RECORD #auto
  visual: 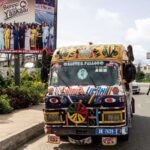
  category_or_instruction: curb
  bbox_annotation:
[0,122,44,150]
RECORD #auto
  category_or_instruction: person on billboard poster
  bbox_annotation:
[4,24,11,49]
[31,24,37,49]
[48,23,54,50]
[0,24,4,50]
[25,24,31,50]
[19,24,25,50]
[42,22,49,49]
[10,25,14,50]
[13,25,19,50]
[36,24,43,50]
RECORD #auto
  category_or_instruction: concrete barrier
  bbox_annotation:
[0,122,44,150]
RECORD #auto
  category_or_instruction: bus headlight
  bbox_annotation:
[102,111,124,123]
[44,112,64,124]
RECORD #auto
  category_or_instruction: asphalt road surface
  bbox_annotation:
[18,85,150,150]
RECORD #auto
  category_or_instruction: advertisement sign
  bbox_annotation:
[35,0,55,51]
[0,0,56,54]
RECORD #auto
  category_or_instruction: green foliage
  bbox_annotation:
[20,69,40,82]
[139,74,150,82]
[6,87,31,109]
[0,94,13,114]
[0,69,47,113]
[136,71,145,82]
[20,70,46,104]
[0,73,14,88]
[0,74,5,88]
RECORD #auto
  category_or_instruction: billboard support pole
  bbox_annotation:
[14,54,20,86]
[54,0,58,50]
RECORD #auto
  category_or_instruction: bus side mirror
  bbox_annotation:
[124,64,136,83]
[127,45,134,62]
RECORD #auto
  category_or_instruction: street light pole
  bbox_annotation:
[54,0,58,50]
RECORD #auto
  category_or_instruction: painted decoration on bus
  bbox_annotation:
[52,44,128,62]
[0,0,56,54]
[48,85,123,96]
[46,85,125,109]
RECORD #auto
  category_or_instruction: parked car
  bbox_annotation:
[132,81,140,94]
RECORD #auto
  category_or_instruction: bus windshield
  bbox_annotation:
[50,61,119,86]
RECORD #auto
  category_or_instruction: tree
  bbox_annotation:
[136,71,145,81]
[136,63,145,81]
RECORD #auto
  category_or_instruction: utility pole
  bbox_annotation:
[14,54,20,86]
[54,0,58,50]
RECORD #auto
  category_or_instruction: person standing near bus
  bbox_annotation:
[0,24,4,50]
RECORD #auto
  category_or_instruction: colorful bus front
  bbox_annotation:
[43,44,134,146]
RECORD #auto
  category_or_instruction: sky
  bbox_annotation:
[57,0,150,64]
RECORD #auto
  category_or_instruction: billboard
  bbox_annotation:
[0,0,56,54]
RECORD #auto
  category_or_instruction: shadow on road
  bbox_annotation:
[53,115,150,150]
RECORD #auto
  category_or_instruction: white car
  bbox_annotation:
[132,81,140,94]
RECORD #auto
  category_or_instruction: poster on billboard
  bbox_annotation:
[0,0,56,54]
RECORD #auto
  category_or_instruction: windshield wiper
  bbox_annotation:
[89,75,96,87]
[57,72,70,89]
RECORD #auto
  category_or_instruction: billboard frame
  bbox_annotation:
[0,0,57,55]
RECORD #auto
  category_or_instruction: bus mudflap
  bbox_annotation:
[102,137,117,146]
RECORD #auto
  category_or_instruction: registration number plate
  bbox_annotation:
[47,134,60,144]
[102,137,117,146]
[96,128,121,135]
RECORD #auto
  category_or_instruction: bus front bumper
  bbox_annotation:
[44,126,128,136]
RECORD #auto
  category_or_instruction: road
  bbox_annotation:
[18,85,150,150]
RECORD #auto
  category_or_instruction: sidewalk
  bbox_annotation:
[0,103,44,150]
[138,82,150,86]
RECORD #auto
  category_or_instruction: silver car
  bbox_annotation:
[132,81,140,94]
